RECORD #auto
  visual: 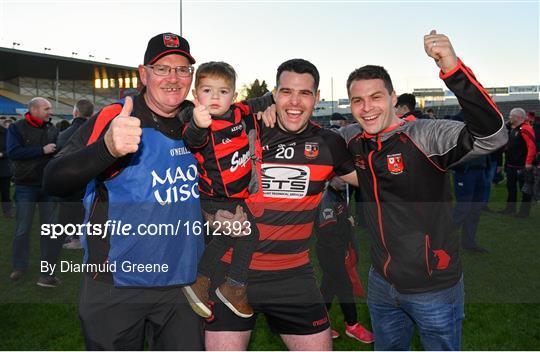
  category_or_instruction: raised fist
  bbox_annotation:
[424,30,458,74]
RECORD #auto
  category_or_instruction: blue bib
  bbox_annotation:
[82,128,204,287]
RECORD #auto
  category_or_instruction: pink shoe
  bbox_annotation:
[345,322,374,344]
[331,329,340,339]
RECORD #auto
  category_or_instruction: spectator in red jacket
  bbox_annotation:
[499,107,536,217]
[528,111,540,150]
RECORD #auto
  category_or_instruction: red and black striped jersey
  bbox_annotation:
[182,96,273,201]
[222,122,355,270]
[183,103,256,199]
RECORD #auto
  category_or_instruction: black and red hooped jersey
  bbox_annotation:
[184,103,257,199]
[222,122,355,270]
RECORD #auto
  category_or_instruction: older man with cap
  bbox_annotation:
[44,33,205,350]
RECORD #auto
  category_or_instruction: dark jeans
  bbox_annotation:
[0,176,12,214]
[316,239,357,325]
[482,159,498,203]
[453,169,485,248]
[12,185,61,276]
[367,268,464,351]
[198,200,259,285]
[505,167,532,215]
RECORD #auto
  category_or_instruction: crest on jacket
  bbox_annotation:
[387,153,404,174]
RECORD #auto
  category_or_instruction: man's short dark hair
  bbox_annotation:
[75,99,94,117]
[346,65,394,95]
[396,93,416,112]
[276,59,319,91]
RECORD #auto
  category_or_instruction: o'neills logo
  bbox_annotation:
[322,207,334,221]
[387,153,404,175]
[312,317,328,327]
[355,155,366,170]
[163,34,180,48]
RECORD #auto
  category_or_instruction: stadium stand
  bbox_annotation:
[314,99,539,127]
[0,95,26,115]
[0,46,138,122]
[2,46,537,126]
[431,100,539,120]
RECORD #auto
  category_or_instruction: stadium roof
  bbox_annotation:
[0,47,137,81]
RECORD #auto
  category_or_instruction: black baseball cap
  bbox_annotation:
[144,33,195,65]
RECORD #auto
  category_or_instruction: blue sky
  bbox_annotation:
[0,0,538,100]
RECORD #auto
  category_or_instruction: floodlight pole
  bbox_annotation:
[179,0,182,36]
[55,65,59,110]
[331,77,334,115]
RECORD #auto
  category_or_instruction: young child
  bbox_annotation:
[181,61,272,319]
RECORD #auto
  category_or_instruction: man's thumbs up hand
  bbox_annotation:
[104,96,143,158]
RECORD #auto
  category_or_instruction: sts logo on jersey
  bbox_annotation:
[387,153,404,175]
[261,164,310,198]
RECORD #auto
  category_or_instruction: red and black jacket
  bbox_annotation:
[505,122,536,168]
[343,59,507,294]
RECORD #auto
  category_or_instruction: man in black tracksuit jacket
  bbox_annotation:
[7,97,60,286]
[341,31,507,350]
